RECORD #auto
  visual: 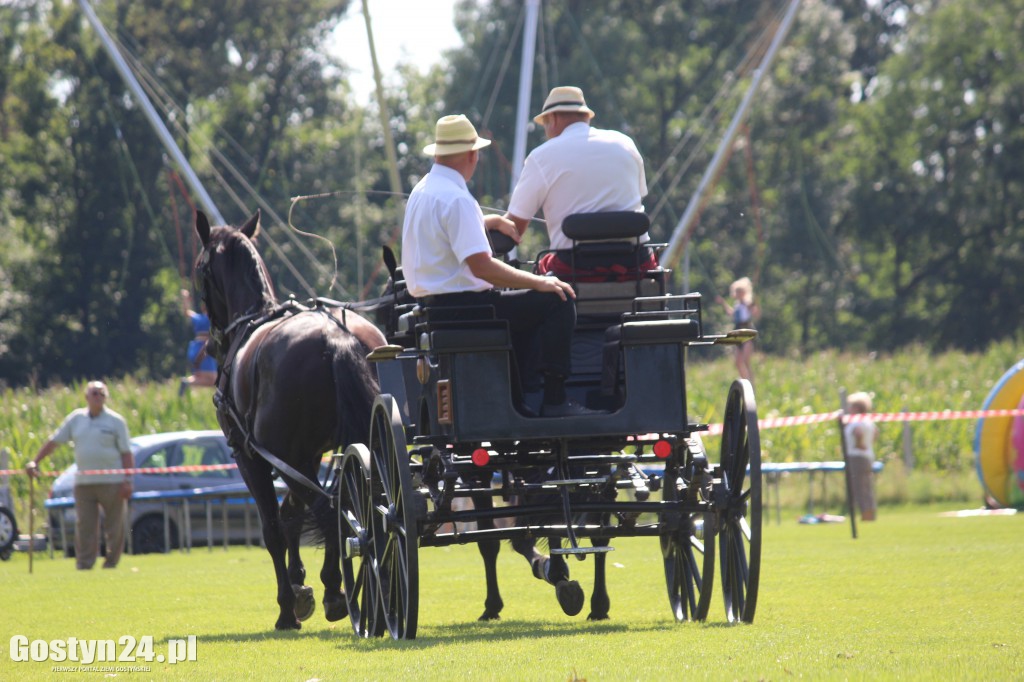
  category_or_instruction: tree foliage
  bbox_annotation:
[1,0,1022,388]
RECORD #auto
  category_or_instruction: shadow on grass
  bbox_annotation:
[193,616,738,650]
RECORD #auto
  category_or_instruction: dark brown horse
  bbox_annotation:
[194,209,385,630]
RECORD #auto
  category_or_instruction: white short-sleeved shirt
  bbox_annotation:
[51,407,132,484]
[508,122,649,250]
[401,164,493,298]
[844,421,878,460]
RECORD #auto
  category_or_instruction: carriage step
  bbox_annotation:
[550,546,615,556]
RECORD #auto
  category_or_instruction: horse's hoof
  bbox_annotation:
[555,580,585,617]
[275,618,302,631]
[478,610,502,621]
[292,584,315,622]
[323,596,348,622]
[587,611,610,621]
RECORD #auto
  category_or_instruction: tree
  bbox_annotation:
[840,0,1024,349]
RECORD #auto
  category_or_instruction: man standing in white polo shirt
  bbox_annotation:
[26,381,132,569]
[504,86,655,275]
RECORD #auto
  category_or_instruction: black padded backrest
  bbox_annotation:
[562,212,650,242]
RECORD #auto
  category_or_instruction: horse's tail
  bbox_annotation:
[326,325,378,451]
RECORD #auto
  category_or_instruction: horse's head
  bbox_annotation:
[373,245,415,338]
[194,209,276,362]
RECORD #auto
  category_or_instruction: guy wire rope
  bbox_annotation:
[112,31,346,299]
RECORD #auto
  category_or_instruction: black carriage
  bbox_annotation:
[333,212,762,639]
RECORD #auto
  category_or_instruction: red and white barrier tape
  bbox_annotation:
[844,408,1024,424]
[4,408,1024,475]
[691,407,1024,436]
[77,463,239,476]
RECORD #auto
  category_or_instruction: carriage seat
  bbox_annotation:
[424,324,511,352]
[616,318,701,345]
[551,211,656,281]
[539,212,666,318]
[600,318,701,396]
[412,304,513,353]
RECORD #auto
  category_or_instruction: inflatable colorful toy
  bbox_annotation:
[974,359,1024,508]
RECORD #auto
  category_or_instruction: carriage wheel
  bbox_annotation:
[661,437,716,622]
[337,444,384,638]
[718,379,762,623]
[369,394,420,640]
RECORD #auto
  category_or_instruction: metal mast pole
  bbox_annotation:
[362,0,404,203]
[661,0,802,271]
[78,0,225,225]
[510,0,541,192]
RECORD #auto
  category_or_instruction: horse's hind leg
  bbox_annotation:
[545,538,585,617]
[312,494,346,622]
[280,493,314,622]
[587,536,610,620]
[470,486,504,620]
[240,459,301,630]
[510,534,585,617]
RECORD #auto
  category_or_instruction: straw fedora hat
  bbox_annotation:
[423,114,492,156]
[533,86,596,124]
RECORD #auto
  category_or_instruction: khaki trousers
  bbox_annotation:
[846,456,877,518]
[73,483,126,569]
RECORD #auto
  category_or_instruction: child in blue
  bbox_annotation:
[180,289,218,394]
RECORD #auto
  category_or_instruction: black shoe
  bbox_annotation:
[540,400,605,418]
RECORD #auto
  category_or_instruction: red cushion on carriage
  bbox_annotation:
[537,247,659,283]
[539,211,659,283]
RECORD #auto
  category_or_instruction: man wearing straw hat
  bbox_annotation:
[402,114,599,417]
[503,86,654,275]
[26,381,132,569]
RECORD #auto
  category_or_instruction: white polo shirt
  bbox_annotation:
[508,122,649,250]
[51,407,131,484]
[401,164,493,298]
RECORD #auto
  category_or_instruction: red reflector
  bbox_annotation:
[471,448,490,466]
[653,440,673,459]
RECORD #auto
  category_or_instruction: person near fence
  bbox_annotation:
[179,289,218,396]
[501,85,655,277]
[25,381,133,568]
[844,391,879,522]
[716,276,760,383]
[402,114,599,417]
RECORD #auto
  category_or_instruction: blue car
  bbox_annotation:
[46,430,293,555]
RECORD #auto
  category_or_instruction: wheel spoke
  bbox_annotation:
[739,516,752,542]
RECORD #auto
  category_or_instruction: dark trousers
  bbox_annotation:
[423,289,576,387]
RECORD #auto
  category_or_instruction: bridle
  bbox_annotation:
[194,242,266,365]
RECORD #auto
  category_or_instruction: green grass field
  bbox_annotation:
[2,504,1021,681]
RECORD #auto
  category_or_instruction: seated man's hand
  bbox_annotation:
[484,214,521,243]
[534,275,576,301]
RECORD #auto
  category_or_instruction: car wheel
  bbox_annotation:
[0,506,17,554]
[132,515,178,554]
